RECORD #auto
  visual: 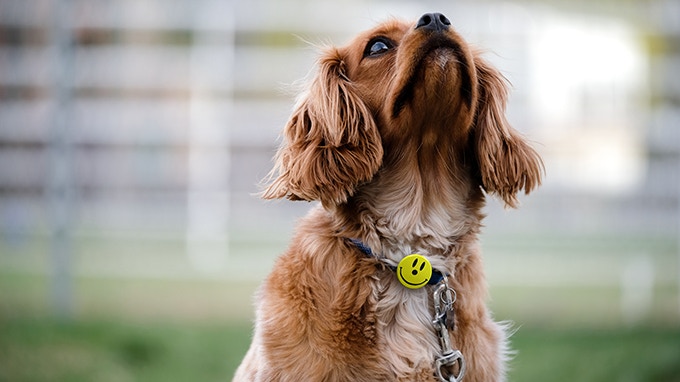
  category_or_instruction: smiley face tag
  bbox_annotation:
[396,254,432,289]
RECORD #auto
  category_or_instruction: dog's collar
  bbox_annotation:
[349,238,464,379]
[348,238,447,287]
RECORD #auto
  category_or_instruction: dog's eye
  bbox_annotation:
[369,41,389,55]
[364,38,393,57]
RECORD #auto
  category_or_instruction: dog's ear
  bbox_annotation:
[472,55,543,208]
[262,48,383,206]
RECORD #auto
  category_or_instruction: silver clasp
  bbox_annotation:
[432,282,465,382]
[433,283,456,328]
[435,350,466,382]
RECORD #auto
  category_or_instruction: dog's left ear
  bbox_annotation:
[262,48,383,206]
[472,55,543,208]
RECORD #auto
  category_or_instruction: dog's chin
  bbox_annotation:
[382,45,475,147]
[390,44,469,121]
[425,47,458,70]
[409,49,465,114]
[418,49,460,93]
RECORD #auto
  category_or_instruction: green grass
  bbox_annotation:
[1,231,679,381]
[1,318,679,382]
[0,318,253,382]
[510,327,680,382]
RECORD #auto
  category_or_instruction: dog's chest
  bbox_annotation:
[372,278,441,374]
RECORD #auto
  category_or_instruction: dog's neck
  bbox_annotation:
[335,146,485,266]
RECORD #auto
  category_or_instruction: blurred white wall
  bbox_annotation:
[0,1,678,308]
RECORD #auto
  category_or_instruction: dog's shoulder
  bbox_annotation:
[255,206,389,379]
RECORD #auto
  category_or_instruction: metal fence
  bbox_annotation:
[0,0,678,320]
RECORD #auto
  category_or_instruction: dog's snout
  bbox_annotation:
[416,13,451,32]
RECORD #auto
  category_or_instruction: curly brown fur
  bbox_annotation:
[235,14,542,382]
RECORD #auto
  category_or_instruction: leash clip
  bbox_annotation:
[432,281,465,382]
[435,350,465,382]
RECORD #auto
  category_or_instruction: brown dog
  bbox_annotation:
[234,13,542,382]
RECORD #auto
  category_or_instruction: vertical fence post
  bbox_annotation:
[48,0,75,319]
[186,0,234,273]
[620,255,654,326]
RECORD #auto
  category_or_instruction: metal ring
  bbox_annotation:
[439,286,456,306]
[435,350,465,382]
[447,287,457,304]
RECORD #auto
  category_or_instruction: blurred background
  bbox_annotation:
[0,0,678,381]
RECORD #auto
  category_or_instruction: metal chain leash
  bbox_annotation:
[432,281,465,382]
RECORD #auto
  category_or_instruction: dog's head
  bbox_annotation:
[263,13,542,208]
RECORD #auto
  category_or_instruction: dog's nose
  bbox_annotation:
[416,13,451,32]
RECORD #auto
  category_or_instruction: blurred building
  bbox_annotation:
[0,0,678,308]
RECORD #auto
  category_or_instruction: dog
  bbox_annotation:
[234,13,542,382]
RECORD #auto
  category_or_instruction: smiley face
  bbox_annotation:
[396,254,433,289]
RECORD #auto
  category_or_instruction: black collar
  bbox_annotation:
[348,238,447,286]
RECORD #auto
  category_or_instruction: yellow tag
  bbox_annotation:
[396,254,432,289]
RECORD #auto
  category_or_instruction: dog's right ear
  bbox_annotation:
[471,55,543,208]
[262,47,383,207]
